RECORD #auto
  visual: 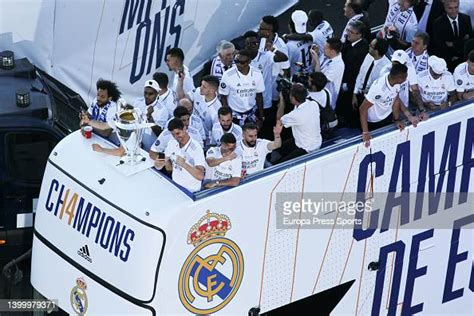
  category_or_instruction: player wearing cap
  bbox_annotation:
[132,79,169,151]
[453,50,474,101]
[287,10,313,76]
[204,133,242,189]
[236,122,282,177]
[153,72,178,118]
[210,107,243,147]
[166,48,195,99]
[80,79,121,137]
[360,63,419,147]
[219,49,265,126]
[418,56,456,109]
[210,41,236,81]
[154,118,205,193]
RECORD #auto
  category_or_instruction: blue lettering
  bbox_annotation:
[402,229,434,315]
[99,216,115,249]
[86,206,101,238]
[130,19,152,84]
[73,198,92,234]
[119,0,147,34]
[45,179,59,212]
[353,151,385,241]
[459,118,474,204]
[372,240,405,316]
[109,221,126,257]
[53,184,65,216]
[169,0,185,48]
[94,212,107,244]
[415,131,435,220]
[443,214,474,303]
[120,229,135,262]
[146,6,170,75]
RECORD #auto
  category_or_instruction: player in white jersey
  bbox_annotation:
[190,76,221,145]
[153,72,178,117]
[236,122,282,177]
[360,63,419,147]
[418,56,456,109]
[382,0,418,54]
[132,80,169,151]
[406,32,430,74]
[219,49,265,126]
[287,10,313,76]
[80,79,121,138]
[149,107,203,155]
[210,40,235,81]
[154,118,205,193]
[165,48,194,99]
[453,50,474,101]
[204,133,242,189]
[210,107,243,147]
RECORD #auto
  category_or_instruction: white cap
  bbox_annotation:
[391,50,409,65]
[144,79,160,92]
[428,55,447,75]
[291,10,308,34]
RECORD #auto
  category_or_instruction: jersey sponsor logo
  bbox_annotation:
[457,79,463,85]
[70,277,88,316]
[119,0,185,84]
[178,211,244,314]
[221,82,227,89]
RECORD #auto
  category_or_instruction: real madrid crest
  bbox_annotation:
[70,277,88,315]
[178,210,244,314]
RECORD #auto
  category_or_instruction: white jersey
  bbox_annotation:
[210,55,234,81]
[320,54,345,109]
[164,138,205,193]
[204,147,242,181]
[286,39,313,76]
[406,48,429,74]
[453,62,474,93]
[236,139,272,176]
[151,125,203,153]
[417,69,455,105]
[172,64,195,99]
[366,73,400,122]
[157,89,177,120]
[381,62,417,107]
[192,88,220,139]
[87,99,117,127]
[309,20,334,56]
[272,34,290,100]
[219,66,265,113]
[281,99,322,152]
[210,122,242,146]
[250,51,275,109]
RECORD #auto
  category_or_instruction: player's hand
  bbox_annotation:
[362,132,371,148]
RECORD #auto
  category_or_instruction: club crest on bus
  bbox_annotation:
[178,211,244,314]
[70,277,88,315]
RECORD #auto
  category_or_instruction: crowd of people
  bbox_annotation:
[80,0,474,193]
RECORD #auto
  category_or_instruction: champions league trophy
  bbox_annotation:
[114,99,154,166]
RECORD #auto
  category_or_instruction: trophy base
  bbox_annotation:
[119,153,147,166]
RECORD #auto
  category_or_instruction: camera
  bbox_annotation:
[276,75,293,93]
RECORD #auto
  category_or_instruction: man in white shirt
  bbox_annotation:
[153,72,178,117]
[204,133,241,189]
[307,72,338,136]
[149,106,203,155]
[311,38,345,110]
[237,122,282,177]
[383,0,419,54]
[210,41,235,81]
[210,107,243,147]
[286,10,313,76]
[190,75,221,144]
[133,79,168,151]
[154,118,205,193]
[80,79,121,137]
[274,84,322,163]
[219,49,265,126]
[165,48,195,99]
[360,63,419,147]
[418,56,456,109]
[177,98,206,142]
[406,32,430,74]
[453,50,474,101]
[353,38,391,108]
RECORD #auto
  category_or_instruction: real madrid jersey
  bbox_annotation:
[366,73,400,122]
[286,39,313,76]
[210,122,242,146]
[204,147,242,181]
[418,69,455,105]
[454,62,474,93]
[236,139,271,176]
[219,67,265,113]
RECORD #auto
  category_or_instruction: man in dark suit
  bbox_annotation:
[337,20,369,128]
[413,0,445,37]
[432,0,473,72]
